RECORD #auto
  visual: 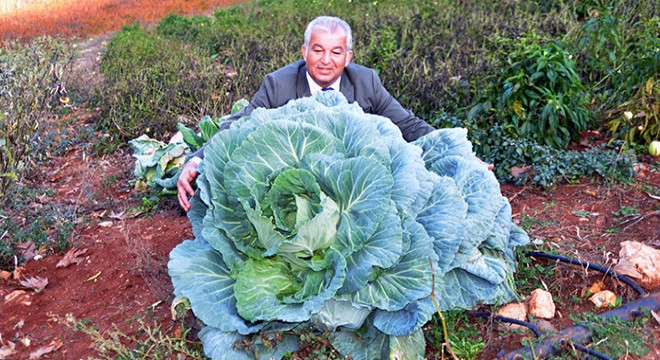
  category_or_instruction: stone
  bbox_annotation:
[496,302,527,330]
[613,241,660,290]
[527,289,556,319]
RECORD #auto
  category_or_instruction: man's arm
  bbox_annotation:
[345,65,435,142]
[368,69,435,142]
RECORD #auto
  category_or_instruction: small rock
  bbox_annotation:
[613,241,660,290]
[528,289,556,319]
[98,221,113,228]
[589,290,617,308]
[0,270,11,280]
[496,302,527,330]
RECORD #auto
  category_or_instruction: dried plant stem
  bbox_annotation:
[429,258,459,360]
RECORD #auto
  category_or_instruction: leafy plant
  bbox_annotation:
[572,9,660,148]
[128,99,249,193]
[0,36,73,197]
[568,311,649,359]
[129,132,189,193]
[58,312,206,359]
[489,31,593,149]
[168,92,529,359]
[177,99,249,152]
[425,310,485,360]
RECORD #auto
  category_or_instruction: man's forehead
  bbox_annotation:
[309,29,348,47]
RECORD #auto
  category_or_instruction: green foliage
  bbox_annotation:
[514,247,558,295]
[96,23,232,147]
[569,312,650,359]
[0,36,74,198]
[439,116,635,187]
[425,310,485,360]
[0,186,77,269]
[571,8,660,148]
[470,31,593,149]
[177,99,248,152]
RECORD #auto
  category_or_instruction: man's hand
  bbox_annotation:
[477,157,494,171]
[177,160,199,211]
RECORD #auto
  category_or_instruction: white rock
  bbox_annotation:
[528,289,556,319]
[496,302,527,330]
[613,241,660,290]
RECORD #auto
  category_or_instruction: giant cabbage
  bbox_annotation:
[168,91,529,359]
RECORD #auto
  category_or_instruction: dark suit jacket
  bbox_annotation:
[193,60,434,159]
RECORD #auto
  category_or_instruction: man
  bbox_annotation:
[177,15,435,211]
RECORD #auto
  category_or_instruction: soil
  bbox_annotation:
[1,2,660,359]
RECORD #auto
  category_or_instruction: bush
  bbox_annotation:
[468,31,593,150]
[96,23,233,147]
[0,36,74,198]
[571,6,659,148]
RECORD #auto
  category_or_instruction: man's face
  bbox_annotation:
[302,28,353,89]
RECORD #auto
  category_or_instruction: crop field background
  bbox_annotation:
[0,0,241,42]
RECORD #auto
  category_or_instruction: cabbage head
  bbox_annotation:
[168,91,529,359]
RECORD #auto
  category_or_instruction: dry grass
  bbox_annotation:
[0,0,243,42]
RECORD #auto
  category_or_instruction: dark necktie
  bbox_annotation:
[321,87,334,91]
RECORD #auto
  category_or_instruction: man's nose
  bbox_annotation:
[321,52,331,63]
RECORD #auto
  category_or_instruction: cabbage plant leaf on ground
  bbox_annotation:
[168,91,529,359]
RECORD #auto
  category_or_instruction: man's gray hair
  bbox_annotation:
[304,16,353,53]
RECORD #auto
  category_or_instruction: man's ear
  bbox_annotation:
[301,45,308,61]
[345,50,353,66]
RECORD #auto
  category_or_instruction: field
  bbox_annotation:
[1,1,659,359]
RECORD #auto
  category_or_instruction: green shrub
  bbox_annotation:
[0,36,73,197]
[438,115,635,187]
[96,23,234,147]
[470,31,593,149]
[570,7,659,148]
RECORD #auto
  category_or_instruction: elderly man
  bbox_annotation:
[177,15,435,211]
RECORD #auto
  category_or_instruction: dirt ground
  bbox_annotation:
[1,2,660,359]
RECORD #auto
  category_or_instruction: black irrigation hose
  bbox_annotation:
[466,310,615,360]
[465,310,543,337]
[571,342,613,360]
[525,251,647,296]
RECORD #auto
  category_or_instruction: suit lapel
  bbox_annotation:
[340,70,355,102]
[297,63,312,98]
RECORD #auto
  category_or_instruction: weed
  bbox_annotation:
[514,247,557,295]
[612,205,640,217]
[425,310,485,360]
[0,186,78,268]
[567,311,650,359]
[55,312,206,359]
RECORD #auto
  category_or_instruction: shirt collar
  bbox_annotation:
[306,72,341,95]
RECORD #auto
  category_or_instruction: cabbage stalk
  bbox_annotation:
[168,92,529,359]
